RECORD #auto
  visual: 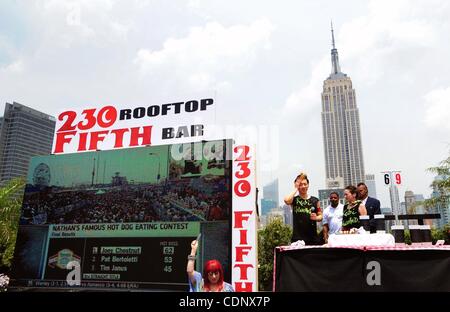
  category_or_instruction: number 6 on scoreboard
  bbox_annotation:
[384,174,390,185]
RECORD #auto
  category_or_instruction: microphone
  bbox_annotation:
[310,205,316,223]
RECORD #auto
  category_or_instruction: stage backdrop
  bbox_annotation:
[10,99,258,291]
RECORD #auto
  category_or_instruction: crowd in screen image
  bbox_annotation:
[20,177,231,225]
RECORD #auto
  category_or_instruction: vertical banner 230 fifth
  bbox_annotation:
[232,143,257,292]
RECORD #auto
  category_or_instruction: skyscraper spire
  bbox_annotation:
[331,20,336,49]
[330,20,341,75]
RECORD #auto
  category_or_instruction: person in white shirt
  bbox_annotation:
[322,192,344,243]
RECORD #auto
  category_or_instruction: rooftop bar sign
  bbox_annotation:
[52,98,215,154]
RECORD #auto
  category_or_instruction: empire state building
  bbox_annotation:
[321,24,365,188]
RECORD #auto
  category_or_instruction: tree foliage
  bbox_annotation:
[0,178,25,269]
[258,218,292,291]
[424,154,449,209]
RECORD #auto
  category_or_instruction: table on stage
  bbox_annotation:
[274,244,450,292]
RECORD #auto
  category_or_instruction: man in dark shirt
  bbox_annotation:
[357,183,381,233]
[284,173,322,245]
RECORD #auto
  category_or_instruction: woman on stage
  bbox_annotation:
[341,185,367,233]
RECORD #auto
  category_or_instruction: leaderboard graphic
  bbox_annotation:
[10,139,234,291]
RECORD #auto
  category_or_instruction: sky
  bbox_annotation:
[1,0,449,208]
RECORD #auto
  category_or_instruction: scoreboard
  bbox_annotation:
[15,222,199,290]
[10,139,233,291]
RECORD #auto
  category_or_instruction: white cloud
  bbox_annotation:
[338,0,441,85]
[424,87,450,132]
[291,163,305,170]
[109,21,132,40]
[43,0,95,38]
[6,60,24,73]
[42,0,115,12]
[36,0,133,48]
[134,18,274,91]
[1,59,24,74]
[283,57,328,116]
[187,0,202,10]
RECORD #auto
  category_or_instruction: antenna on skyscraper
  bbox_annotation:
[330,19,341,75]
[331,20,336,49]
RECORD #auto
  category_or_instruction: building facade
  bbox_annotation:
[365,174,377,199]
[261,198,277,217]
[390,185,402,216]
[431,175,449,228]
[321,24,365,189]
[282,204,293,227]
[260,178,280,218]
[318,188,345,211]
[0,102,55,184]
[263,179,279,206]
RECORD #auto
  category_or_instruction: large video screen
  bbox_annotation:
[10,139,232,291]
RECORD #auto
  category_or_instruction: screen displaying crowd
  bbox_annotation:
[20,176,230,225]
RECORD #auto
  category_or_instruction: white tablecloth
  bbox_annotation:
[328,233,395,247]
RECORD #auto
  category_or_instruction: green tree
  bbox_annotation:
[258,217,292,291]
[424,154,449,210]
[0,178,25,269]
[402,225,449,245]
[423,152,449,240]
[403,230,411,245]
